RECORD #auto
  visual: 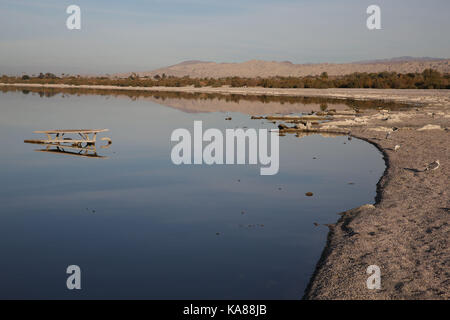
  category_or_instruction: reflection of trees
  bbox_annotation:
[36,90,58,98]
[2,86,412,110]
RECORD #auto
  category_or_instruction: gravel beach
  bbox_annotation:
[303,101,449,299]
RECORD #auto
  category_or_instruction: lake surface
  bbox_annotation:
[0,89,385,299]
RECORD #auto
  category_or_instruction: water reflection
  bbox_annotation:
[0,85,414,114]
[34,145,107,158]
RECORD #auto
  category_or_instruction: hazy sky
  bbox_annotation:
[1,0,449,75]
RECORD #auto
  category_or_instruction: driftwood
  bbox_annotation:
[265,115,330,121]
[279,127,350,135]
[278,123,349,135]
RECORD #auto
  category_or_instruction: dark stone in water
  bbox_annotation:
[305,192,314,197]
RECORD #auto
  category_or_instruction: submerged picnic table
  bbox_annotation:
[24,129,111,158]
[29,129,109,145]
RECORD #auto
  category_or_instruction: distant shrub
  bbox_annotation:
[2,69,449,89]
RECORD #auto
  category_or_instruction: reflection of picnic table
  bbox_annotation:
[24,129,111,158]
[35,145,107,158]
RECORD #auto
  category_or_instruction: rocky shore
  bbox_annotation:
[300,95,449,299]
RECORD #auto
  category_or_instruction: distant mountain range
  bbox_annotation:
[115,57,450,79]
[353,56,447,64]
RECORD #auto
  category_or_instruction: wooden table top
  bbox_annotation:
[34,129,109,134]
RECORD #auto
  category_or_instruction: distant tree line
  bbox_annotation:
[2,69,449,89]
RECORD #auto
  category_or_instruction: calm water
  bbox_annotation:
[0,90,385,299]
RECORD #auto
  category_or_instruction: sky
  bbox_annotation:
[0,0,449,75]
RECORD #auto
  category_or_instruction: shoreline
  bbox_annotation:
[300,96,449,299]
[2,83,449,299]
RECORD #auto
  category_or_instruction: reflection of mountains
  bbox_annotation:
[143,96,350,115]
[4,86,412,114]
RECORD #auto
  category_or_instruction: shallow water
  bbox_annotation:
[0,90,385,299]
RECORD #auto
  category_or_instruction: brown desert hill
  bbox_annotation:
[352,56,447,64]
[116,57,450,79]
